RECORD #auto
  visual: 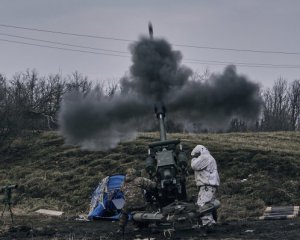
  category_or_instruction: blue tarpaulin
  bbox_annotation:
[88,174,125,220]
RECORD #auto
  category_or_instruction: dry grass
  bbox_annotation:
[0,131,300,221]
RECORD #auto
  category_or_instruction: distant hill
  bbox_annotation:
[1,131,300,221]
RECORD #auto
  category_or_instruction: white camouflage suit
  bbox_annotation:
[191,145,220,226]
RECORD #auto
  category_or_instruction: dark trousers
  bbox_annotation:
[119,206,144,229]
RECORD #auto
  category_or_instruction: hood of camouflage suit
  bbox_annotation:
[191,145,209,156]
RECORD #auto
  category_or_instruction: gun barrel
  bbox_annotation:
[158,114,167,141]
[154,103,167,141]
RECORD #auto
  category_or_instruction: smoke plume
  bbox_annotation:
[121,37,192,101]
[167,65,262,128]
[59,36,262,150]
[59,90,151,151]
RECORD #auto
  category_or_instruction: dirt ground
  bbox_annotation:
[1,214,300,240]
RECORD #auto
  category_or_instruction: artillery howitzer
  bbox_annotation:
[132,104,220,232]
[145,103,188,207]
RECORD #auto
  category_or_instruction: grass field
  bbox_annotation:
[1,131,300,221]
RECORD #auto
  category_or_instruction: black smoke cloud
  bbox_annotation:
[167,65,262,128]
[121,37,192,101]
[59,90,151,151]
[59,36,262,150]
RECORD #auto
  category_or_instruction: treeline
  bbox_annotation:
[228,78,300,132]
[0,70,117,144]
[0,70,299,145]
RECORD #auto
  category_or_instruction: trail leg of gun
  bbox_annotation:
[1,204,6,218]
[9,204,14,223]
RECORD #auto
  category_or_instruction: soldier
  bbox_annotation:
[191,145,220,227]
[119,168,156,232]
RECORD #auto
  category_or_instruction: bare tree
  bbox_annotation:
[288,79,300,130]
[261,78,290,131]
[105,79,120,97]
[189,68,210,82]
[65,71,91,94]
[228,118,247,132]
[0,74,9,142]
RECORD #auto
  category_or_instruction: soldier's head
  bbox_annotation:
[191,145,209,157]
[125,168,138,181]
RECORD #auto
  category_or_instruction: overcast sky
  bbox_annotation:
[1,0,300,88]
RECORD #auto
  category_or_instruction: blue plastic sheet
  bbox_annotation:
[88,174,125,220]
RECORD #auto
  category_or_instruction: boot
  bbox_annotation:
[203,223,215,234]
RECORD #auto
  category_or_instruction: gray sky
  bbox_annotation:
[1,0,300,88]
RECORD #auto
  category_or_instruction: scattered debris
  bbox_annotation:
[134,238,155,240]
[259,206,299,220]
[35,209,64,217]
[75,214,89,221]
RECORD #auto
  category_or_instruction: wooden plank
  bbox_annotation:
[259,206,299,220]
[264,206,297,213]
[259,215,297,220]
[264,212,297,216]
[35,209,64,216]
